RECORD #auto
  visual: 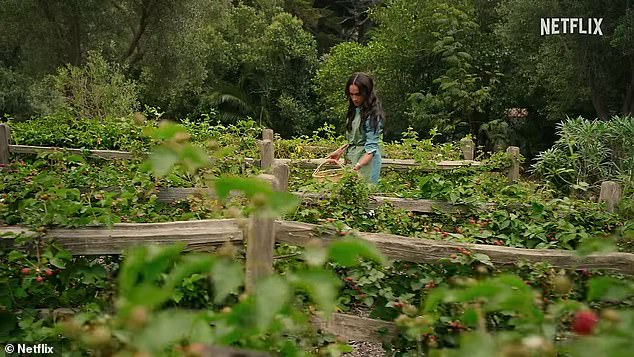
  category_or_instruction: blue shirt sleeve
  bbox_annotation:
[364,118,383,154]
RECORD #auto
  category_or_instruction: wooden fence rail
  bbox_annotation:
[3,219,633,275]
[3,218,633,342]
[0,123,487,171]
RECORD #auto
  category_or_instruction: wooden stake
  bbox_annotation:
[259,139,274,170]
[272,163,289,192]
[245,174,278,293]
[599,181,622,213]
[506,146,520,182]
[460,139,475,160]
[0,123,10,165]
[262,128,274,142]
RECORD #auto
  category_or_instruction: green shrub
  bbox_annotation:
[532,116,634,195]
[29,52,139,119]
[8,113,149,152]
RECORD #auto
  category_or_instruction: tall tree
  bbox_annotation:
[497,0,634,120]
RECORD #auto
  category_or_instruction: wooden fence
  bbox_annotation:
[0,123,627,344]
[3,216,634,342]
[0,123,489,171]
[0,123,623,212]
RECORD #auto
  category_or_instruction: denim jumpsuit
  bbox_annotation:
[345,107,383,184]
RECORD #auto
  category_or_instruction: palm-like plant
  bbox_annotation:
[532,115,634,195]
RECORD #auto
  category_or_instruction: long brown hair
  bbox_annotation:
[345,72,385,134]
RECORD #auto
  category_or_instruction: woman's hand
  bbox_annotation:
[327,144,348,161]
[327,151,341,161]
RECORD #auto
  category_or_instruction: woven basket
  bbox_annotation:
[312,160,345,183]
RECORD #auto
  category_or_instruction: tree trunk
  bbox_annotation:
[122,0,152,63]
[69,5,82,66]
[622,61,634,116]
[588,75,609,120]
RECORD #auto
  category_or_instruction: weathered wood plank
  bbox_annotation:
[3,219,633,275]
[506,146,520,182]
[156,187,218,202]
[0,219,243,255]
[312,313,398,342]
[9,144,136,160]
[275,221,634,276]
[271,158,481,171]
[273,163,290,192]
[198,346,269,357]
[460,139,475,160]
[599,181,622,213]
[8,142,480,172]
[246,215,276,293]
[245,174,278,292]
[259,139,274,170]
[262,128,274,142]
[155,188,468,213]
[0,123,10,165]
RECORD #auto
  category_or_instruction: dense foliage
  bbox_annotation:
[532,116,634,196]
[1,0,633,355]
[1,0,631,155]
[1,119,633,356]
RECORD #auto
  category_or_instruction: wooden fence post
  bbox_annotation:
[245,174,278,293]
[506,146,520,182]
[259,139,274,170]
[0,123,10,165]
[460,139,475,161]
[599,181,622,213]
[262,128,274,142]
[272,163,289,192]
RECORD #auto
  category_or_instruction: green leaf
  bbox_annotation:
[150,121,189,141]
[462,307,479,327]
[291,270,340,315]
[181,143,210,172]
[212,259,244,304]
[363,296,375,307]
[576,237,617,256]
[327,238,386,267]
[472,253,493,267]
[136,310,197,352]
[255,276,290,330]
[303,244,328,267]
[149,147,179,177]
[126,284,172,308]
[165,254,216,290]
[189,317,215,344]
[587,277,634,301]
[119,244,184,295]
[455,332,496,357]
[424,288,448,312]
[266,191,301,214]
[214,176,273,200]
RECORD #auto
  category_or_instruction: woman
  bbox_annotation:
[327,73,385,184]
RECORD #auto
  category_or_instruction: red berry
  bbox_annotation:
[21,267,30,275]
[469,219,476,224]
[36,276,44,283]
[441,232,448,237]
[572,310,599,335]
[456,228,462,234]
[345,277,354,282]
[433,227,440,232]
[45,269,54,276]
